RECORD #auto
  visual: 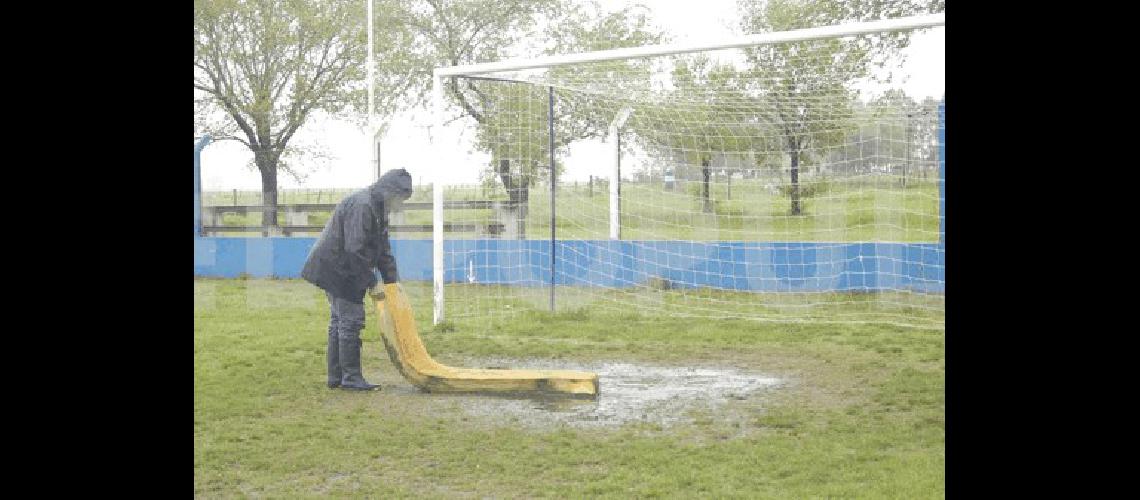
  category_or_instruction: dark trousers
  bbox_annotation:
[326,292,366,385]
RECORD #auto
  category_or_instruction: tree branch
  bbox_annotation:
[449,76,484,124]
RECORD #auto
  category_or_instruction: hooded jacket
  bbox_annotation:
[301,169,414,301]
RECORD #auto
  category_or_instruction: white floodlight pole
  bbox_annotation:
[373,122,387,180]
[609,107,632,240]
[432,74,445,325]
[367,0,377,181]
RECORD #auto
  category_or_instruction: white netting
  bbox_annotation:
[435,25,944,330]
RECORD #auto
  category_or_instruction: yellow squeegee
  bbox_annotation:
[373,283,599,398]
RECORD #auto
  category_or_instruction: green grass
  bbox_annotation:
[195,279,944,497]
[202,176,941,242]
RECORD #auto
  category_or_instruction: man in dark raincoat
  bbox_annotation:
[301,168,414,391]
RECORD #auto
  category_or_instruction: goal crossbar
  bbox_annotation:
[433,13,944,78]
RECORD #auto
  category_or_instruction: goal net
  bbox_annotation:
[429,15,944,330]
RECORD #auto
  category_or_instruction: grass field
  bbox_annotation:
[195,278,944,497]
[202,175,941,242]
[440,283,945,331]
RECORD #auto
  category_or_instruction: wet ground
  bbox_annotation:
[419,358,784,429]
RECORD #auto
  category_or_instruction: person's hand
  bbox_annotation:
[368,283,385,300]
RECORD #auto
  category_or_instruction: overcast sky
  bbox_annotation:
[198,1,945,191]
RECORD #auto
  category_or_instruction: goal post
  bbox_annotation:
[430,13,945,329]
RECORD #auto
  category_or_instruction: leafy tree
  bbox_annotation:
[630,56,774,213]
[827,90,940,186]
[736,0,944,214]
[194,0,416,232]
[397,0,663,233]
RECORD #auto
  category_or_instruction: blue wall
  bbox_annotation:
[194,238,944,293]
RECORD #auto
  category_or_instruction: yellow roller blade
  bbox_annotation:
[373,283,599,398]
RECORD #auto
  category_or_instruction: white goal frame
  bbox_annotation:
[429,13,945,325]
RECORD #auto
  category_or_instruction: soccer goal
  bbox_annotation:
[428,13,945,330]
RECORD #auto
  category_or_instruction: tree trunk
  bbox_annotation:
[903,116,911,189]
[497,159,528,239]
[790,149,801,216]
[701,157,712,213]
[518,181,529,239]
[256,150,281,236]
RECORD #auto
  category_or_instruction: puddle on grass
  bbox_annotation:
[436,358,783,429]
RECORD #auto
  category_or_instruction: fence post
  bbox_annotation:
[194,135,211,237]
[548,85,556,312]
[938,98,945,247]
[609,107,632,240]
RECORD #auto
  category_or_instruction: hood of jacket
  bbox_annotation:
[370,168,414,207]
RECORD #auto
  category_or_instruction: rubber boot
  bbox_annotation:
[327,329,342,388]
[339,338,380,391]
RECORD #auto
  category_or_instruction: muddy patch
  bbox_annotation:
[432,358,783,429]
